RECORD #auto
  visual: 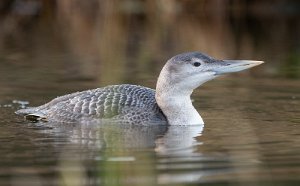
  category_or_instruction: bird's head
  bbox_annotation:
[156,52,263,95]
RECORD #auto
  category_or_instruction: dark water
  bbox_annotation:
[1,71,299,186]
[0,1,300,186]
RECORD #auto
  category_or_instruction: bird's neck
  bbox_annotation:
[155,64,204,125]
[155,88,204,126]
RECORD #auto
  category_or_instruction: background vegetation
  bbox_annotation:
[0,0,299,87]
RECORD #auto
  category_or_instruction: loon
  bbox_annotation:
[16,52,263,125]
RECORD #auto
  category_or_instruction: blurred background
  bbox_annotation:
[0,0,299,88]
[0,1,300,186]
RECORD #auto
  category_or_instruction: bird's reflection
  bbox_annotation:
[155,125,204,155]
[33,122,205,185]
[41,122,204,156]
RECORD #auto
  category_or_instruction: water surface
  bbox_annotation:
[1,71,299,186]
[0,1,300,185]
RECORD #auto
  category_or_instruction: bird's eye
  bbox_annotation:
[193,62,201,67]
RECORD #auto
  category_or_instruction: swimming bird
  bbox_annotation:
[16,52,263,125]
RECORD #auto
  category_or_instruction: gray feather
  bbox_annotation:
[16,84,167,125]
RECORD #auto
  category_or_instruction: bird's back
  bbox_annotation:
[16,84,167,125]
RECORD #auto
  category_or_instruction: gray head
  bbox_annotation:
[156,51,263,94]
[155,51,263,125]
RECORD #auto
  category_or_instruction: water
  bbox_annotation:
[0,1,300,185]
[0,71,299,186]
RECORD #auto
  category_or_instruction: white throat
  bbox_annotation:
[155,64,209,125]
[156,92,204,125]
[153,52,262,125]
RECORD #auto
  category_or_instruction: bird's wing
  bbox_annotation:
[16,84,159,123]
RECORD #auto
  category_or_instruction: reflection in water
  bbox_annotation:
[58,123,168,149]
[2,75,299,185]
[0,1,299,185]
[38,122,204,185]
[2,77,300,186]
[45,122,203,154]
[155,125,203,156]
